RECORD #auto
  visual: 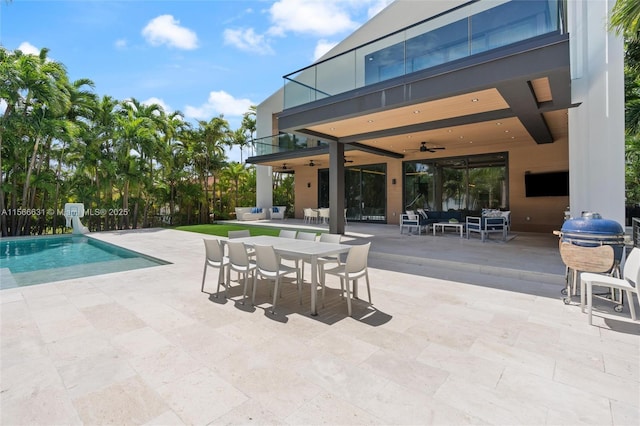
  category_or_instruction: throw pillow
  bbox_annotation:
[250,207,258,214]
[272,207,279,213]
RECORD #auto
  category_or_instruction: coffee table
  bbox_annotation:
[432,221,465,237]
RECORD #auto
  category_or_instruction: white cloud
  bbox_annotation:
[223,28,274,55]
[114,39,127,49]
[142,15,198,50]
[184,90,254,121]
[313,39,338,61]
[142,97,170,113]
[17,41,40,55]
[267,0,359,37]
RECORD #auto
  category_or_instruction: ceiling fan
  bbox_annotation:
[405,141,446,153]
[344,156,354,164]
[306,159,320,167]
[274,163,292,172]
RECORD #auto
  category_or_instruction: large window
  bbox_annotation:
[404,153,508,212]
[318,163,387,222]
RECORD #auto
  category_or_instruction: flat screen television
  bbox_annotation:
[524,171,569,197]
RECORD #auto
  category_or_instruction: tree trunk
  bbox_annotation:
[122,180,130,229]
[17,135,41,235]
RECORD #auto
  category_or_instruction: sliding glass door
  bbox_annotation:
[403,153,508,213]
[318,163,387,222]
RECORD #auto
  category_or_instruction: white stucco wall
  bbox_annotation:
[255,87,283,210]
[567,0,625,225]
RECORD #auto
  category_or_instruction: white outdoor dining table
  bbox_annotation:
[228,235,352,315]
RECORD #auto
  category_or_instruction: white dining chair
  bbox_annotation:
[278,229,297,238]
[253,244,301,313]
[228,229,254,264]
[581,247,640,325]
[303,208,318,224]
[321,242,372,317]
[296,231,317,241]
[201,239,230,297]
[228,230,250,239]
[318,208,330,224]
[226,241,257,304]
[317,233,342,304]
[292,231,318,281]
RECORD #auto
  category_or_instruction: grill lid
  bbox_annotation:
[561,212,624,236]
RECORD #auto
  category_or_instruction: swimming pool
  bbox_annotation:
[0,234,169,289]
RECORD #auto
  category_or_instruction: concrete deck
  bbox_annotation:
[1,222,638,425]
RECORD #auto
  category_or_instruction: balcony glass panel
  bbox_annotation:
[405,18,469,73]
[316,51,356,100]
[358,32,407,86]
[470,0,556,54]
[283,67,317,109]
[283,0,563,110]
[253,133,328,156]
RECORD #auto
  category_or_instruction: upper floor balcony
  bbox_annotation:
[283,0,566,110]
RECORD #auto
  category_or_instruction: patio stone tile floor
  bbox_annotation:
[1,223,638,425]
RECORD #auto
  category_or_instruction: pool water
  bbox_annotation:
[0,235,169,289]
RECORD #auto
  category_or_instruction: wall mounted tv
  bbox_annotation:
[524,171,569,197]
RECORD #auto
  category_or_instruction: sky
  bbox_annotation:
[0,0,393,162]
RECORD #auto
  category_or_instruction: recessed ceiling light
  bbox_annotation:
[447,129,453,133]
[413,110,420,114]
[471,98,479,102]
[496,122,502,125]
[367,119,374,123]
[459,136,464,139]
[504,130,510,133]
[330,127,336,130]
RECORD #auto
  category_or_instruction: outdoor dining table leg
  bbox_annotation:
[310,256,318,315]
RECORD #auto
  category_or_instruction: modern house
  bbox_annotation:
[248,0,625,235]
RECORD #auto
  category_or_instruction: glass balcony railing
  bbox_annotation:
[252,133,329,157]
[283,0,565,109]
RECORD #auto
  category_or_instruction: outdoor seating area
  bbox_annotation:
[400,209,513,241]
[202,230,371,317]
[234,207,266,221]
[466,215,508,242]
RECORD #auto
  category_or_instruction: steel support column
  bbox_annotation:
[329,141,345,234]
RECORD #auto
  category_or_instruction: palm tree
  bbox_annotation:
[5,48,71,235]
[241,105,257,157]
[611,0,640,38]
[159,111,190,225]
[191,116,230,221]
[222,162,248,209]
[230,128,250,163]
[611,0,640,207]
[51,78,97,231]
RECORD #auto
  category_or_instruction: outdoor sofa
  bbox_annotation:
[235,207,266,221]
